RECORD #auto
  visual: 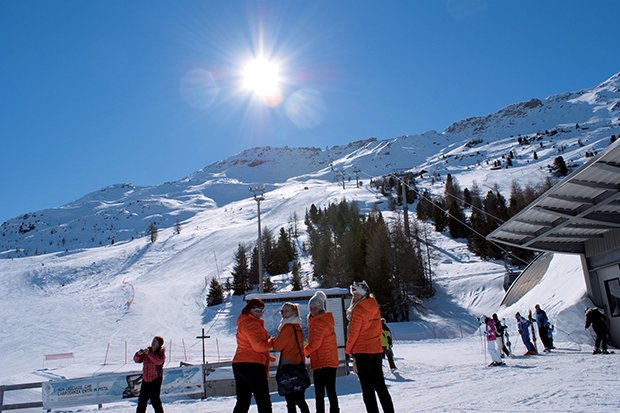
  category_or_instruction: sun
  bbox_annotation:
[242,57,282,105]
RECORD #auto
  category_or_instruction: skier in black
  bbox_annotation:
[534,304,553,352]
[492,314,510,357]
[585,307,610,354]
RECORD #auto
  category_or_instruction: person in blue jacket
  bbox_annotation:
[515,312,536,355]
[534,304,553,352]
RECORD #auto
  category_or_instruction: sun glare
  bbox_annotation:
[242,57,282,105]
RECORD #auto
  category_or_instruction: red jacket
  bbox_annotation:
[345,296,383,355]
[134,349,165,383]
[305,312,339,369]
[271,323,305,365]
[233,313,271,375]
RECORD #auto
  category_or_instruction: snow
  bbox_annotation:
[2,73,620,412]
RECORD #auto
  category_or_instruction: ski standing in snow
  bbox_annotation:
[492,313,510,357]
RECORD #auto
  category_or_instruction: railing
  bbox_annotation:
[0,360,352,411]
[0,381,44,412]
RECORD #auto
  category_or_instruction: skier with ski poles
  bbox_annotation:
[483,316,504,366]
[515,312,536,355]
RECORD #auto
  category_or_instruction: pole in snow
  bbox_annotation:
[196,328,210,399]
[250,186,266,293]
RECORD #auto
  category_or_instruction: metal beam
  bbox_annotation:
[512,218,554,228]
[569,179,620,191]
[545,233,604,240]
[592,161,620,174]
[522,190,620,248]
[582,212,620,226]
[566,222,616,230]
[528,241,585,254]
[547,193,595,205]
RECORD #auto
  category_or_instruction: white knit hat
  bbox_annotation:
[309,291,327,311]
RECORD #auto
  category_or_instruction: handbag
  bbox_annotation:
[275,324,311,396]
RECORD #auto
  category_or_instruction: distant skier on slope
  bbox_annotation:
[585,307,610,354]
[534,304,553,352]
[492,313,510,357]
[483,316,504,366]
[380,318,397,371]
[515,312,536,355]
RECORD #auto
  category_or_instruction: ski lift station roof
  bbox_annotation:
[488,141,620,256]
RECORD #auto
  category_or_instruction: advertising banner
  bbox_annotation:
[42,365,203,409]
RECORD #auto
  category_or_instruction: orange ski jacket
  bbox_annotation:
[345,296,383,355]
[305,312,339,369]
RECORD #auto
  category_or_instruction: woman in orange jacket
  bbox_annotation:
[232,298,272,413]
[305,291,340,413]
[270,302,310,413]
[346,281,394,413]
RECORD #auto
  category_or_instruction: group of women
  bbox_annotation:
[133,280,395,413]
[232,280,395,413]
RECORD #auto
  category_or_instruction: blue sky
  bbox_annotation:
[2,0,620,224]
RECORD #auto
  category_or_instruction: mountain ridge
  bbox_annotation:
[1,71,619,257]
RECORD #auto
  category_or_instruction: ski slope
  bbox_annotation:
[2,73,620,412]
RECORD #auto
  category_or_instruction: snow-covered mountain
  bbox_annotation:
[2,72,619,258]
[2,72,619,412]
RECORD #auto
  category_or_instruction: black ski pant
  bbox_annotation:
[594,328,608,351]
[538,325,552,350]
[353,353,395,413]
[284,390,310,413]
[136,377,164,413]
[313,367,339,413]
[233,362,272,413]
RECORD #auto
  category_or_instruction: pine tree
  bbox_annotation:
[444,174,463,206]
[261,227,275,275]
[447,199,468,238]
[416,190,433,220]
[148,223,158,243]
[551,156,568,177]
[232,244,249,295]
[431,197,448,232]
[249,246,259,286]
[463,188,472,208]
[291,262,303,291]
[207,278,224,306]
[365,210,393,315]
